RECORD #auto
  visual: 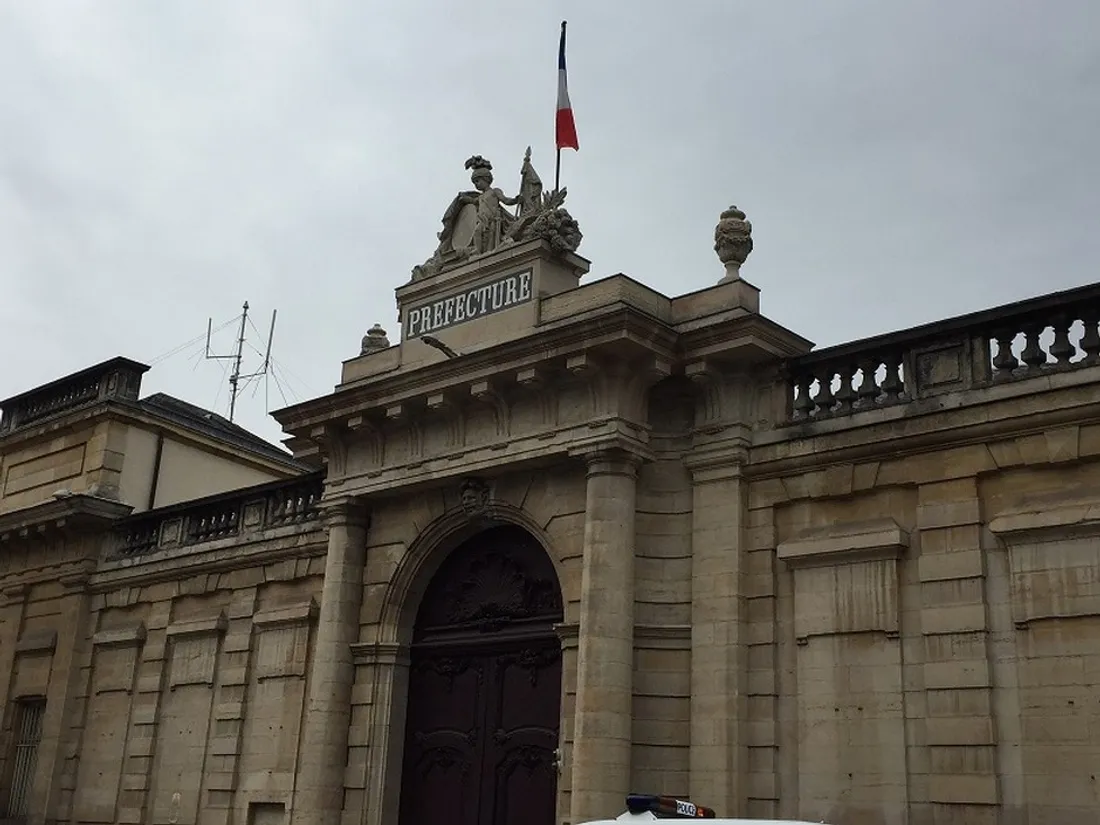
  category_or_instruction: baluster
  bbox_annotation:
[792,375,814,418]
[1080,310,1100,365]
[1020,325,1046,372]
[991,331,1020,378]
[856,359,880,406]
[1048,315,1075,365]
[814,370,835,416]
[880,353,904,401]
[834,365,856,414]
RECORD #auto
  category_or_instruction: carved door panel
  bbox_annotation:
[400,640,562,825]
[482,641,562,825]
[399,651,487,825]
[398,525,564,825]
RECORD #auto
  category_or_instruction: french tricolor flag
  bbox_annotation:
[556,21,579,151]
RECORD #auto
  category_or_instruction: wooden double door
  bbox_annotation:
[398,526,564,825]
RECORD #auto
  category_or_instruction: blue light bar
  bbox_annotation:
[625,794,716,819]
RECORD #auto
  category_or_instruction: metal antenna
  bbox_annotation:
[204,302,278,422]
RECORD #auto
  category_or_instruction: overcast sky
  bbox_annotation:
[1,1,1098,448]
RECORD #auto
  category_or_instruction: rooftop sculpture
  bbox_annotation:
[412,148,582,280]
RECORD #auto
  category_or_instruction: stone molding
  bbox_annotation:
[253,599,318,629]
[165,612,228,639]
[15,629,58,654]
[92,533,326,592]
[1,581,29,606]
[554,621,579,650]
[989,501,1100,542]
[754,367,1100,474]
[635,624,692,650]
[581,447,644,479]
[777,518,910,569]
[0,494,134,544]
[92,623,147,648]
[350,641,410,668]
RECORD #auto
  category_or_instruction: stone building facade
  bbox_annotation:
[2,177,1100,825]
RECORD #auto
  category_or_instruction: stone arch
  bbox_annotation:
[378,500,564,647]
[393,512,566,825]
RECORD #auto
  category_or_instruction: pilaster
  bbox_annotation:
[915,479,998,817]
[351,641,411,825]
[685,360,753,817]
[684,449,749,817]
[569,448,641,824]
[32,570,93,825]
[291,497,370,825]
[0,582,29,812]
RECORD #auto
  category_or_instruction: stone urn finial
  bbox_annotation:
[714,205,753,283]
[360,323,390,355]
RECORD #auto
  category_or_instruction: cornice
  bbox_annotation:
[777,518,910,569]
[91,533,327,593]
[989,502,1100,543]
[273,303,680,433]
[332,419,654,501]
[746,381,1100,480]
[0,495,133,542]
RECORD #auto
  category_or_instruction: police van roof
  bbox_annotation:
[577,795,832,825]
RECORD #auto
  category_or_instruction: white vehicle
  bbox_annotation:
[580,795,830,825]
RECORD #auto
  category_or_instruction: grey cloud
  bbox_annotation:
[1,0,1098,446]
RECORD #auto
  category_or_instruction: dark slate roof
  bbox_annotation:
[137,393,308,471]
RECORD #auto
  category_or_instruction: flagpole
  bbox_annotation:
[555,20,568,194]
[555,19,576,194]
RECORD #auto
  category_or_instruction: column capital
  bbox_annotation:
[320,496,370,529]
[683,437,750,482]
[581,447,644,479]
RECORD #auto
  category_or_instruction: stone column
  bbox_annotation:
[569,449,639,824]
[292,497,369,825]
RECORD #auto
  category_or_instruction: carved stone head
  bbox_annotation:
[459,477,491,519]
[465,155,493,189]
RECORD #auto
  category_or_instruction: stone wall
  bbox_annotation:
[741,320,1100,824]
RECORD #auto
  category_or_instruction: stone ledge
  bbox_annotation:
[92,624,147,647]
[635,624,692,650]
[16,628,57,653]
[165,612,228,638]
[777,518,909,568]
[349,641,410,667]
[90,533,326,592]
[253,599,318,628]
[989,501,1100,542]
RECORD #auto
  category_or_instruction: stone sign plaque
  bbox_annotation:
[405,269,533,340]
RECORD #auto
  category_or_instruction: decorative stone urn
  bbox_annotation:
[360,323,390,354]
[714,205,753,283]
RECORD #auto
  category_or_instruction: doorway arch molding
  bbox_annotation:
[377,500,564,647]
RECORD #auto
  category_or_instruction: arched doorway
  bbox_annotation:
[397,524,564,825]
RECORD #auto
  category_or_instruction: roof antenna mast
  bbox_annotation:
[204,301,278,422]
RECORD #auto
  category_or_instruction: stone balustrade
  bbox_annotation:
[113,470,324,557]
[787,282,1100,422]
[0,357,148,434]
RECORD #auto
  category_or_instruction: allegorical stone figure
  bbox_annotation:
[411,148,583,280]
[467,156,519,255]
